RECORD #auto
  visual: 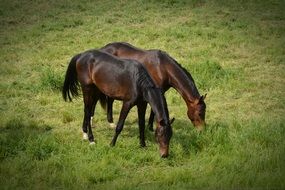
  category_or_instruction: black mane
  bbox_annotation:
[160,51,200,98]
[136,63,156,90]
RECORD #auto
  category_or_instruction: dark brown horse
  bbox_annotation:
[62,49,173,157]
[100,42,206,131]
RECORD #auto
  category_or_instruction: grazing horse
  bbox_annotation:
[99,42,206,131]
[62,49,173,157]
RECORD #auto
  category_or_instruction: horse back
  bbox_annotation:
[101,42,170,89]
[76,50,140,100]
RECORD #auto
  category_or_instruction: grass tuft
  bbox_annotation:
[40,66,64,91]
[190,60,237,90]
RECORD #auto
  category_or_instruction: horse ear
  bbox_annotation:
[200,94,207,102]
[170,117,175,124]
[159,119,174,126]
[159,119,166,126]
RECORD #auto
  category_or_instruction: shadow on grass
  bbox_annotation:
[0,118,57,161]
[170,119,232,156]
[91,116,232,158]
[109,117,230,155]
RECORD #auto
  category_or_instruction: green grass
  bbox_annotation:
[1,0,284,189]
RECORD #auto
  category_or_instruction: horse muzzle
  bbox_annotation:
[159,145,169,158]
[194,121,206,131]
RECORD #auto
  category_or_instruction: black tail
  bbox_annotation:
[62,53,82,102]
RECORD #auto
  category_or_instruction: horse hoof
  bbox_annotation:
[89,141,95,145]
[109,123,116,128]
[83,133,88,140]
[141,143,146,148]
[110,142,114,147]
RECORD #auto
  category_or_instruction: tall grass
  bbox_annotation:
[0,0,284,189]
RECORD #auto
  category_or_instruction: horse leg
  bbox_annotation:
[90,99,97,129]
[107,97,115,128]
[147,109,155,131]
[82,85,98,143]
[137,101,147,147]
[110,101,132,146]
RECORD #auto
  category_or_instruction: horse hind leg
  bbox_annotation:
[83,101,96,140]
[90,100,97,127]
[107,97,116,128]
[82,85,99,143]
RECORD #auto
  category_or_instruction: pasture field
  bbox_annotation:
[0,0,284,189]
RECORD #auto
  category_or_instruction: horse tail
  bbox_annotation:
[62,53,82,102]
[99,94,107,111]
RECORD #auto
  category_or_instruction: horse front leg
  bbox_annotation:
[147,109,155,131]
[107,97,115,128]
[137,101,147,147]
[110,101,132,146]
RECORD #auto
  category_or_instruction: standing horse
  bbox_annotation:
[62,49,173,157]
[99,42,206,131]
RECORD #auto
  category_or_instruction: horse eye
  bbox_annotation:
[199,112,205,119]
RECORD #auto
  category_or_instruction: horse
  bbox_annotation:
[62,49,173,157]
[99,42,206,131]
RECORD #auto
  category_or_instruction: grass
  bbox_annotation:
[0,0,285,189]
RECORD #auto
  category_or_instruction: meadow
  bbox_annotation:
[0,0,284,189]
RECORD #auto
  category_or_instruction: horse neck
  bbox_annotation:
[166,60,201,106]
[144,88,168,122]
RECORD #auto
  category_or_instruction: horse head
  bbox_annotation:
[155,118,175,158]
[187,94,207,131]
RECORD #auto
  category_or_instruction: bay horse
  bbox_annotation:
[99,42,206,131]
[62,49,173,157]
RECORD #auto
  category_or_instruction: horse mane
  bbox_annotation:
[159,51,201,98]
[136,63,170,122]
[136,64,156,90]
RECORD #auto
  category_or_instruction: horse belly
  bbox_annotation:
[93,71,133,101]
[100,83,132,100]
